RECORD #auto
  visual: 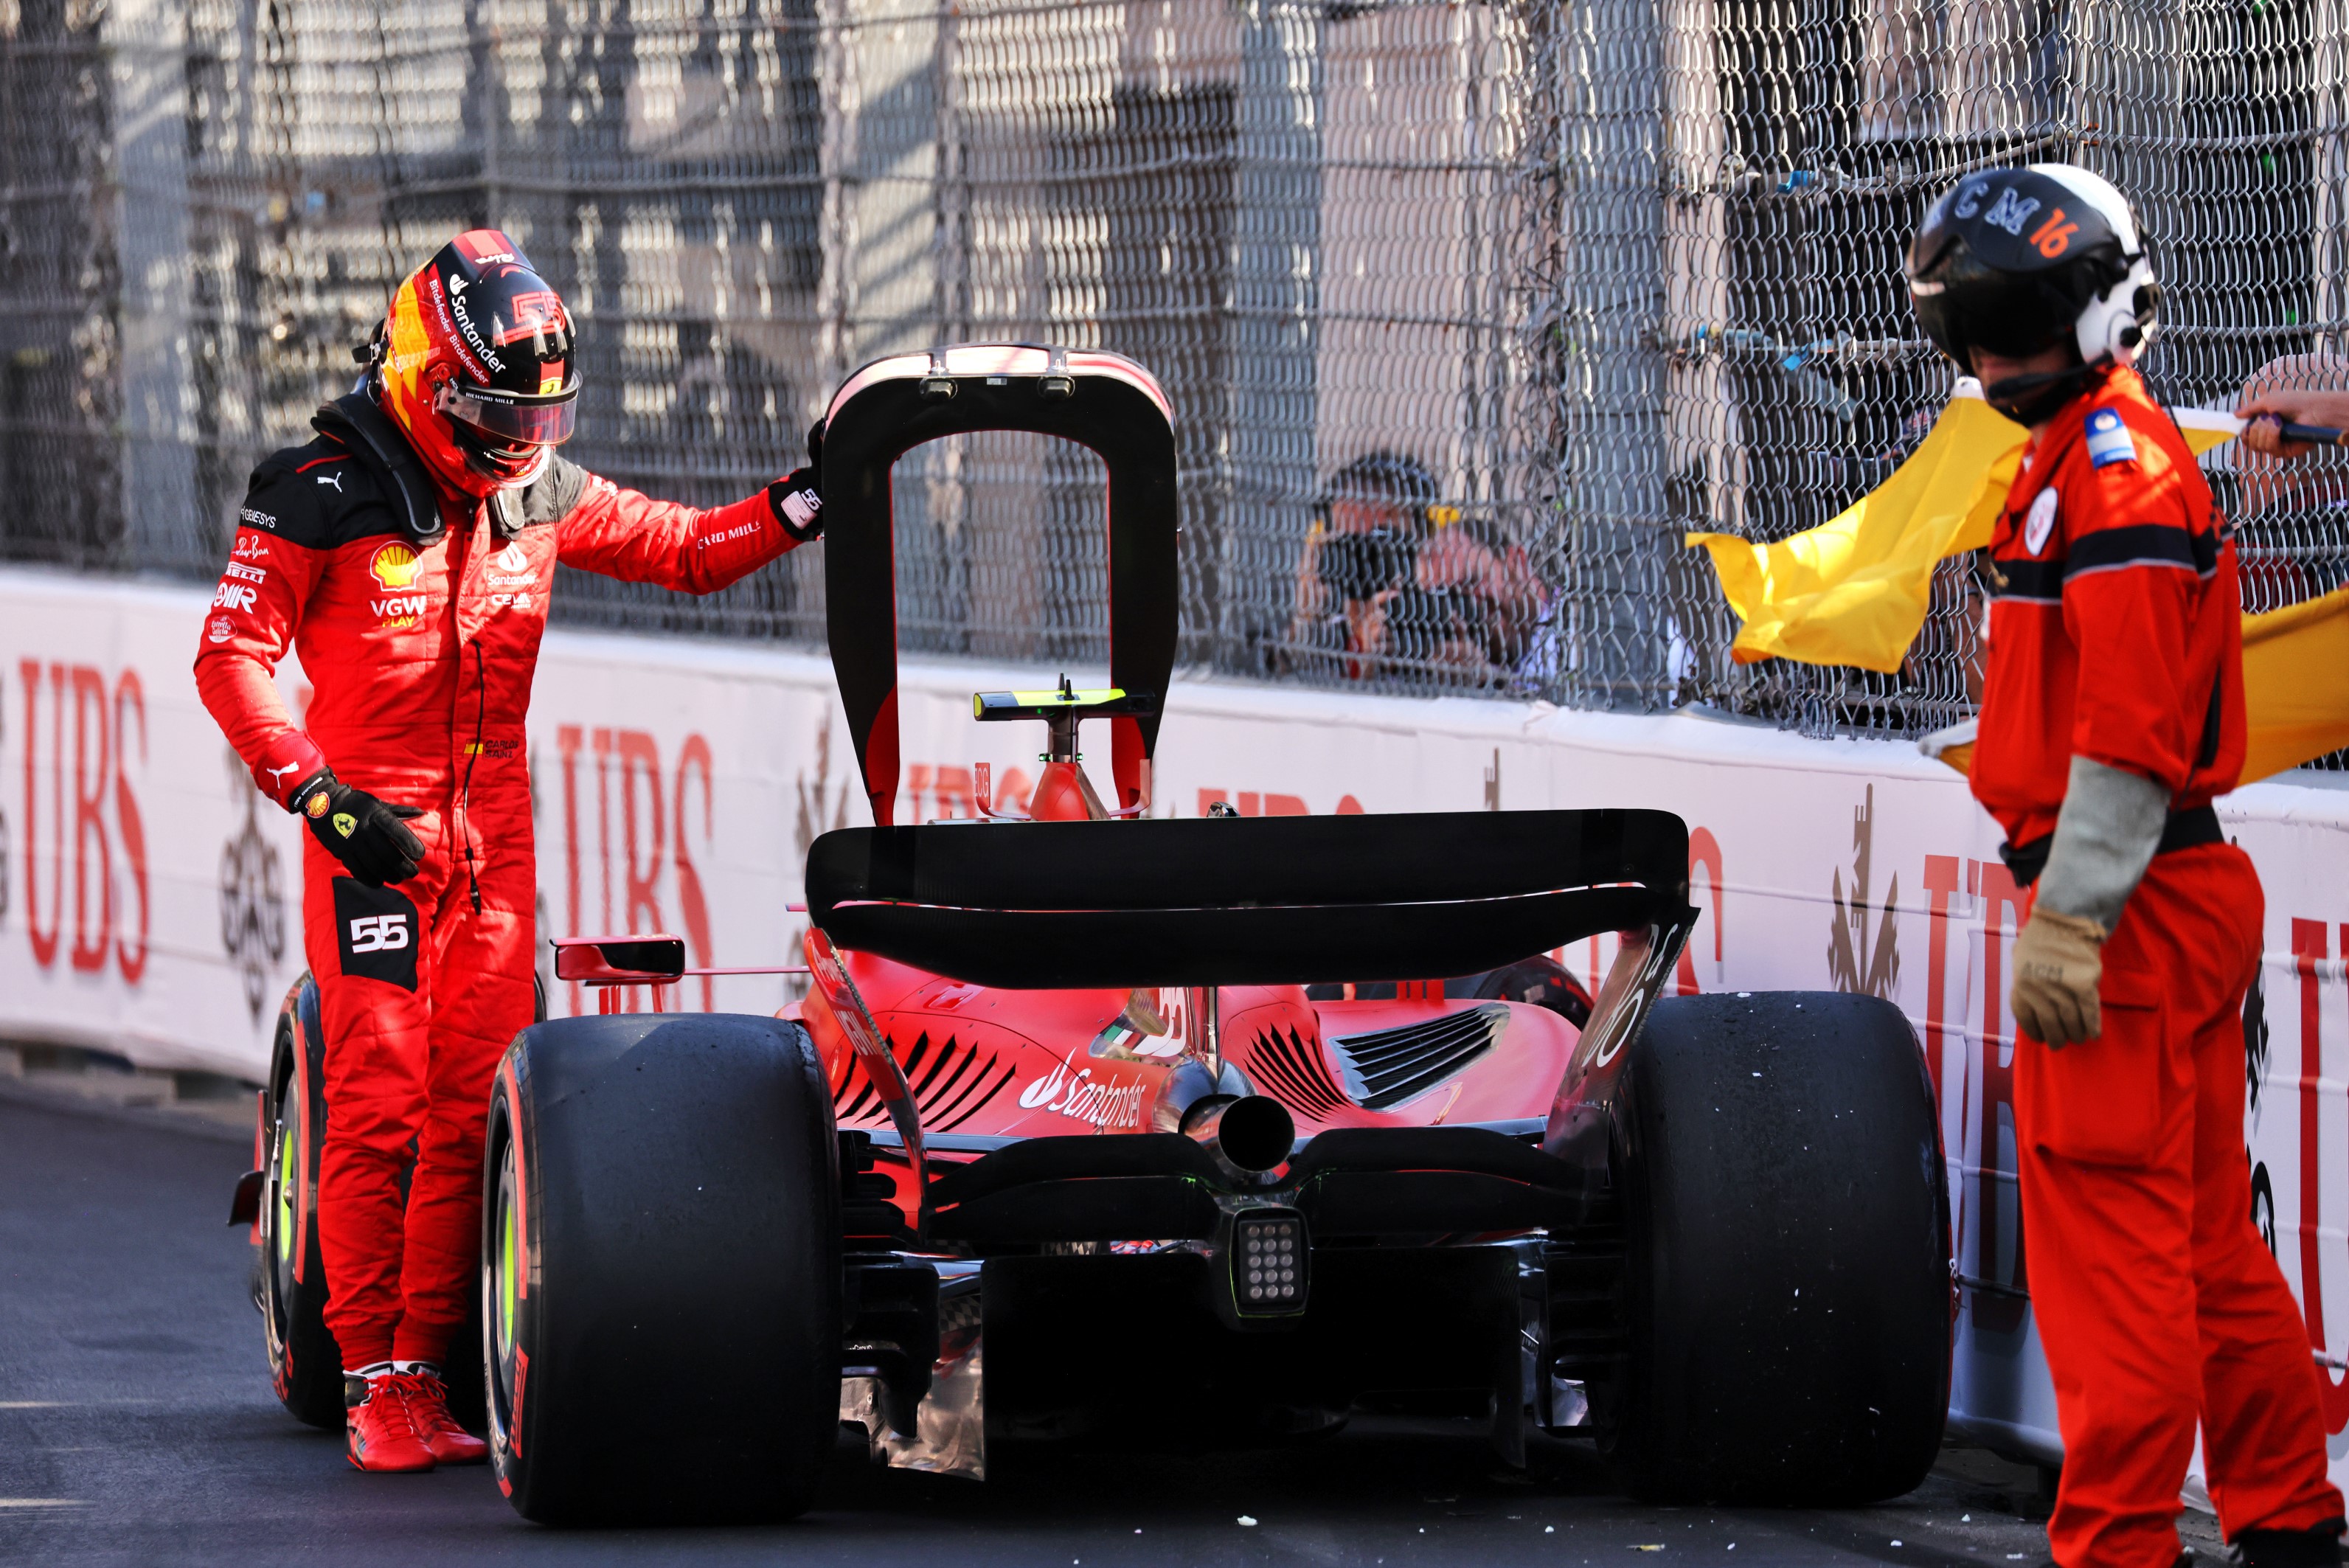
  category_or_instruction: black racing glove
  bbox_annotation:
[768,465,824,543]
[291,769,426,887]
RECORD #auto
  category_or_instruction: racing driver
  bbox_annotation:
[193,230,823,1474]
[1908,167,2342,1568]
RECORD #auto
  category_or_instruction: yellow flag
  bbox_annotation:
[2240,587,2349,783]
[1690,395,2243,675]
[1928,589,2349,785]
[1684,391,2027,673]
[1692,394,2349,783]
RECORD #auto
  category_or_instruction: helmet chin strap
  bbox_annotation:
[1982,362,2100,426]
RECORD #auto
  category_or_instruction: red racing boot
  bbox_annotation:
[344,1368,434,1473]
[395,1368,488,1465]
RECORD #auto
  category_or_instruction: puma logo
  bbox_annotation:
[264,761,305,787]
[317,471,344,491]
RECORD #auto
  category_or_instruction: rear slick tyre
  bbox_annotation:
[1603,991,1950,1504]
[257,976,344,1429]
[484,1013,842,1524]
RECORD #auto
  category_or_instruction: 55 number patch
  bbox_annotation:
[333,878,420,990]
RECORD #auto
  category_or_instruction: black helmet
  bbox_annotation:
[1318,450,1441,530]
[1906,164,2159,417]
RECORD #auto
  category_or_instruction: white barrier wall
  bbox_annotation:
[9,562,2349,1475]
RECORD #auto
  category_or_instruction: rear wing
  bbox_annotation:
[804,809,1691,989]
[819,344,1178,825]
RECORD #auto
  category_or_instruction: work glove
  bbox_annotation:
[2009,907,2106,1047]
[768,465,823,542]
[291,769,426,887]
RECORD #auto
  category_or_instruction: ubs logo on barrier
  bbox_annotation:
[218,746,286,1022]
[20,662,148,981]
[552,722,721,1015]
[1828,784,1900,999]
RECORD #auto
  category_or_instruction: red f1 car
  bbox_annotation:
[246,346,1950,1525]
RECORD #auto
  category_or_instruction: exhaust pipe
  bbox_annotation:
[1181,1094,1295,1176]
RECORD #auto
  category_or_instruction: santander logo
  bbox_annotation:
[1018,1063,1145,1130]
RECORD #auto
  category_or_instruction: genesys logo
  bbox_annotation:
[238,507,278,531]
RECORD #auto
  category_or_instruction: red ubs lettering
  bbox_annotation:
[19,661,149,982]
[555,725,718,1016]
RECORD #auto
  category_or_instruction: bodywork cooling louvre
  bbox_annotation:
[834,1033,1016,1131]
[1328,1005,1510,1111]
[1243,1026,1350,1119]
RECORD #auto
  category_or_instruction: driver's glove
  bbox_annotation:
[768,466,823,542]
[290,769,426,887]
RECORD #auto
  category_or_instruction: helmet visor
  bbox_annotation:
[435,381,578,447]
[1911,278,2073,369]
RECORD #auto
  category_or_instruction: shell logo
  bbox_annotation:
[369,541,421,590]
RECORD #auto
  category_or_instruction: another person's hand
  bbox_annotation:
[291,770,426,886]
[2235,389,2349,459]
[2234,355,2349,460]
[2009,908,2106,1047]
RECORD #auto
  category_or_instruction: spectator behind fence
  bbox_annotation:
[1291,450,1429,675]
[1289,451,1545,684]
[1412,510,1547,676]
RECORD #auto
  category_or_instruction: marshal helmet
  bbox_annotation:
[1906,164,2159,420]
[375,230,580,496]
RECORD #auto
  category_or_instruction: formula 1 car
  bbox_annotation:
[246,345,1951,1524]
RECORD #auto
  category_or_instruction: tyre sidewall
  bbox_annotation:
[1607,991,1949,1503]
[487,1012,842,1524]
[261,976,344,1429]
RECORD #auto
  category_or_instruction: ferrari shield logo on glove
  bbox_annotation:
[333,879,420,990]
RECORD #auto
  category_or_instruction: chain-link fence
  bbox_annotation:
[7,0,2348,741]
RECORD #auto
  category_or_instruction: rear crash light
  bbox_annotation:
[1232,1207,1308,1317]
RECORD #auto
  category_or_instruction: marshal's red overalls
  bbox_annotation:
[1974,364,2342,1566]
[195,413,800,1370]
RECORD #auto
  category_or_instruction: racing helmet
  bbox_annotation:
[374,230,579,495]
[1906,164,2159,417]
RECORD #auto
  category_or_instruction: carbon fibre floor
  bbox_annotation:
[0,1081,2150,1568]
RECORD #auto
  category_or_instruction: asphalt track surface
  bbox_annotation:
[0,1083,2221,1568]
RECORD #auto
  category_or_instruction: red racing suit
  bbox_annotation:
[195,399,802,1370]
[1974,364,2341,1567]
